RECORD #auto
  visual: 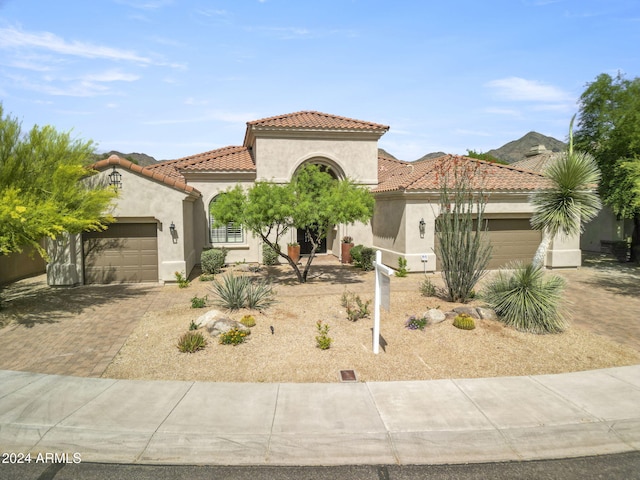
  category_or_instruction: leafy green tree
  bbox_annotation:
[530,117,602,268]
[574,73,640,261]
[465,149,507,165]
[210,164,374,283]
[0,104,116,259]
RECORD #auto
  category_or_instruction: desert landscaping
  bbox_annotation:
[103,256,640,383]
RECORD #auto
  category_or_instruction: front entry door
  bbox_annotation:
[297,226,327,255]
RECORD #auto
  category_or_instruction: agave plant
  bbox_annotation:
[482,262,566,334]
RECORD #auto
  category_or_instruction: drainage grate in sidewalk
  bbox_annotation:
[339,369,357,382]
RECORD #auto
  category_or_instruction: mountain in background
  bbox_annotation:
[486,132,566,164]
[102,132,566,169]
[409,131,566,164]
[415,151,448,162]
[95,151,159,166]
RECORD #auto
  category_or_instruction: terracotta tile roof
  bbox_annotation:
[145,146,255,182]
[511,151,562,174]
[378,153,410,183]
[90,155,200,196]
[374,154,551,193]
[247,111,390,132]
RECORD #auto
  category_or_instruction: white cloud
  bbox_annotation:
[485,77,571,102]
[0,26,152,64]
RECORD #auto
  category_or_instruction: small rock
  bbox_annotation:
[423,308,446,324]
[476,307,498,321]
[453,306,481,319]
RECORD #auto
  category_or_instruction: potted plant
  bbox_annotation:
[341,236,354,264]
[287,242,300,263]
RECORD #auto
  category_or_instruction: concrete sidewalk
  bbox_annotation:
[1,365,639,466]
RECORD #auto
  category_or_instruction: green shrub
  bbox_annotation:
[174,271,190,288]
[240,314,256,327]
[482,262,566,334]
[211,274,275,311]
[219,327,250,345]
[315,320,332,350]
[395,256,409,277]
[351,245,375,271]
[405,315,429,330]
[190,295,207,309]
[341,290,371,321]
[262,243,280,265]
[350,244,363,264]
[419,276,437,297]
[189,320,199,331]
[199,273,215,282]
[201,248,228,274]
[453,313,476,330]
[177,331,207,353]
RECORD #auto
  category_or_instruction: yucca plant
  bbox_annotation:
[211,274,251,310]
[530,116,602,268]
[482,262,566,334]
[211,273,275,311]
[245,278,276,310]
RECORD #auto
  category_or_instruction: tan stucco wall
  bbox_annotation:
[254,136,379,185]
[187,176,261,265]
[83,168,199,283]
[373,192,581,273]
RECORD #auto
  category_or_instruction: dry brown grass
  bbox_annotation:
[103,264,640,383]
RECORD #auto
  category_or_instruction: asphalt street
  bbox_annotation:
[2,452,640,480]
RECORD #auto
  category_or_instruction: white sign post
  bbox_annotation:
[373,250,393,354]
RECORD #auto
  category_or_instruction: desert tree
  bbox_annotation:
[210,164,374,283]
[0,104,116,259]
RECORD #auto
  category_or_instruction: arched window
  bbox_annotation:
[209,195,243,244]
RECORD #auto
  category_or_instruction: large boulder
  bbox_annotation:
[195,309,228,330]
[207,317,250,337]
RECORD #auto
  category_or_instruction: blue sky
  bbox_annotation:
[1,0,638,161]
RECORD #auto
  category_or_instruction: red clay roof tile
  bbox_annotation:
[374,154,551,193]
[247,110,389,132]
[90,155,200,196]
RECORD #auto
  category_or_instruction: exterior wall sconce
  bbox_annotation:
[169,221,176,234]
[108,166,122,191]
[419,218,426,238]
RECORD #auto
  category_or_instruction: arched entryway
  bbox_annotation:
[292,157,344,255]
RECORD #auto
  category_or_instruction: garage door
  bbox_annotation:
[435,218,541,270]
[83,223,158,284]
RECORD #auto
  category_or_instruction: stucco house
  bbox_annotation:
[46,111,582,286]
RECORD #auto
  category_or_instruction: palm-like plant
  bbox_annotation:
[483,118,602,334]
[530,118,602,268]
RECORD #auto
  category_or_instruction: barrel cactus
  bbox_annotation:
[453,313,476,330]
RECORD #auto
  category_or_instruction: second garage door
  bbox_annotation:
[83,223,158,284]
[435,218,541,270]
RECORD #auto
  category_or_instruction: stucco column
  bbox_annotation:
[46,233,83,286]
